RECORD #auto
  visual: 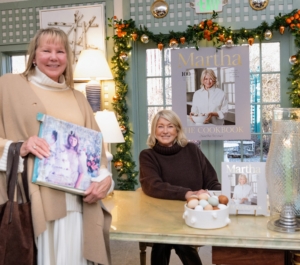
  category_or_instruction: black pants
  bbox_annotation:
[151,243,202,265]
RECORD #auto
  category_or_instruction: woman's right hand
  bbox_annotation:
[185,189,209,200]
[20,135,50,159]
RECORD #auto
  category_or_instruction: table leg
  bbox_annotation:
[139,242,147,265]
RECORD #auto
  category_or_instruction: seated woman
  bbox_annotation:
[232,174,254,205]
[139,109,221,265]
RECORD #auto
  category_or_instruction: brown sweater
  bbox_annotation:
[139,142,221,201]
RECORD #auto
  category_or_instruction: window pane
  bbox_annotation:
[262,73,280,103]
[251,104,261,133]
[249,44,260,72]
[147,78,163,105]
[165,77,172,105]
[146,49,162,77]
[12,55,26,74]
[250,74,261,103]
[261,43,280,72]
[147,106,164,133]
[164,48,171,76]
[262,104,280,133]
[262,134,272,161]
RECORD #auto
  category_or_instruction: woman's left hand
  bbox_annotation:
[204,112,218,123]
[83,176,112,204]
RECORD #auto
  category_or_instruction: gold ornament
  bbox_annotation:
[225,39,233,48]
[114,161,123,170]
[248,37,254,46]
[264,30,272,40]
[199,21,205,30]
[120,125,127,134]
[169,38,178,48]
[119,52,128,62]
[113,95,119,102]
[131,32,138,41]
[141,34,149,43]
[157,43,164,50]
[179,37,186,44]
[279,26,285,35]
[289,55,298,65]
[121,174,128,180]
[150,0,169,18]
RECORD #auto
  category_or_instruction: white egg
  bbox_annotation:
[199,199,209,208]
[194,205,204,211]
[217,203,227,210]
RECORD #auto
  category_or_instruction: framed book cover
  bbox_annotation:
[32,113,102,196]
[221,162,268,216]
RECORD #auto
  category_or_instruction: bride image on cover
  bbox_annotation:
[63,131,87,189]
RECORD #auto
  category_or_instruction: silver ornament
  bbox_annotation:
[225,39,233,48]
[169,39,178,48]
[289,55,298,65]
[264,30,273,40]
[141,34,149,43]
[119,52,128,62]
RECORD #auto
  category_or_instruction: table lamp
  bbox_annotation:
[74,49,113,112]
[95,110,125,172]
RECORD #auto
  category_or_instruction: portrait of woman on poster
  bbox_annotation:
[232,174,254,205]
[190,69,228,125]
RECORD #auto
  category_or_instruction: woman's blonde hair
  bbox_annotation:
[22,27,74,88]
[238,174,248,183]
[147,109,188,148]
[200,69,218,89]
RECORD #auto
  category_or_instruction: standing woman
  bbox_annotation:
[139,109,221,265]
[190,69,228,125]
[0,28,113,265]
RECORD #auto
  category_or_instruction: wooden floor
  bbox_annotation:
[110,240,213,265]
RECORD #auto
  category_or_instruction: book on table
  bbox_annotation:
[32,113,103,196]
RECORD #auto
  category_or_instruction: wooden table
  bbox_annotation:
[103,189,300,265]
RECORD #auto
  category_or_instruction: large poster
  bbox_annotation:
[171,46,250,140]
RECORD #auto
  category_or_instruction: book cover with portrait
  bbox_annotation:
[32,113,103,195]
[171,46,250,141]
[221,162,268,216]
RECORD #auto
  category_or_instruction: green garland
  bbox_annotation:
[108,10,300,190]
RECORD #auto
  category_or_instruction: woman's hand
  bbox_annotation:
[83,176,112,204]
[20,135,50,159]
[185,189,209,200]
[204,112,219,124]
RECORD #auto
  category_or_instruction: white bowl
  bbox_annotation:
[183,204,230,229]
[192,114,207,124]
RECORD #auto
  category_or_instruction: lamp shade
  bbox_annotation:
[74,49,113,80]
[95,111,125,143]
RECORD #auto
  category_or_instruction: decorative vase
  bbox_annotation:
[266,108,300,232]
